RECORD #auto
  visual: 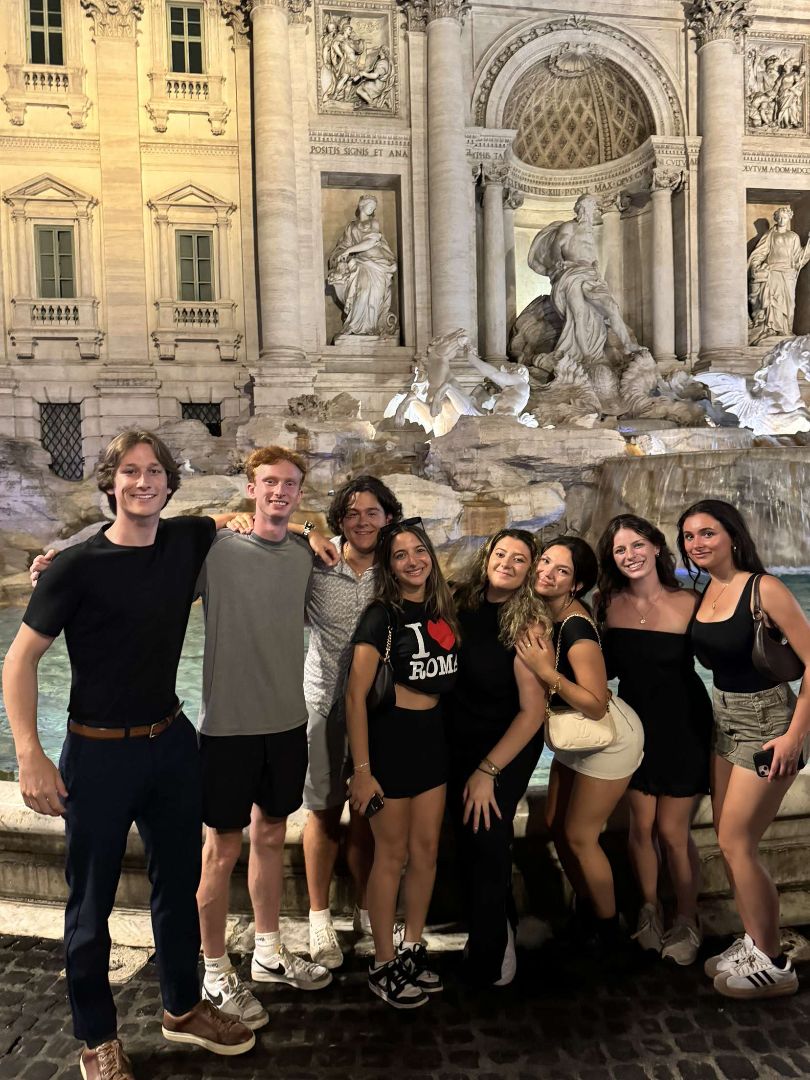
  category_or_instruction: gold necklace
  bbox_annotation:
[626,587,663,625]
[709,579,732,612]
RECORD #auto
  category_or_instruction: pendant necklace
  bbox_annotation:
[710,579,732,612]
[627,587,663,625]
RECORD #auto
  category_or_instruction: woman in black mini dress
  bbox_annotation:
[596,515,712,966]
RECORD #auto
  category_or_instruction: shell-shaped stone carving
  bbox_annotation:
[503,47,655,170]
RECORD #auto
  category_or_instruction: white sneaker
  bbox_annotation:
[309,918,343,970]
[352,906,373,936]
[251,942,333,990]
[661,916,702,966]
[703,933,754,979]
[202,968,269,1030]
[493,920,516,987]
[714,944,799,999]
[632,903,663,954]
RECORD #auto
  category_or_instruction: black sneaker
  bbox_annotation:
[397,942,443,993]
[368,957,428,1009]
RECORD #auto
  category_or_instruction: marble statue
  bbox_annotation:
[322,16,367,104]
[696,335,810,436]
[326,194,399,343]
[467,352,539,427]
[384,329,482,437]
[527,193,640,371]
[748,206,810,344]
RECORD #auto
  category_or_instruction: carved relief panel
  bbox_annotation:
[316,2,398,117]
[746,34,808,136]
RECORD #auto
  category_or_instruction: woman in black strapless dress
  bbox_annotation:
[596,515,712,967]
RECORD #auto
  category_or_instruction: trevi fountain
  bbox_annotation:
[0,0,809,928]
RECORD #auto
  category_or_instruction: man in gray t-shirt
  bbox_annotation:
[195,447,333,1031]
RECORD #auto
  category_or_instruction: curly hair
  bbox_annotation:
[677,499,766,584]
[96,430,180,514]
[326,475,403,537]
[373,523,460,640]
[594,514,681,624]
[244,446,307,485]
[454,529,552,646]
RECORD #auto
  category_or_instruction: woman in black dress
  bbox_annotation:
[446,529,549,987]
[596,515,712,965]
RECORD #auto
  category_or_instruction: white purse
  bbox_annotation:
[544,614,618,754]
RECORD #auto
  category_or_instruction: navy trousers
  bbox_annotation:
[59,714,202,1045]
[449,730,543,985]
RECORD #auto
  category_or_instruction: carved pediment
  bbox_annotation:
[147,181,236,214]
[2,173,97,208]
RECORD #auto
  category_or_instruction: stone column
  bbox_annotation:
[414,0,473,338]
[686,0,752,362]
[81,0,150,365]
[216,214,232,301]
[503,186,523,333]
[649,170,679,364]
[481,165,508,362]
[154,213,171,301]
[249,0,304,362]
[11,210,31,297]
[76,209,94,297]
[599,196,624,312]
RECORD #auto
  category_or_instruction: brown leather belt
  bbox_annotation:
[68,703,182,740]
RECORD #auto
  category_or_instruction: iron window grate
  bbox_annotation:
[181,401,221,436]
[39,402,83,480]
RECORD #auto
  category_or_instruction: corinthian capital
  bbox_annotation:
[246,0,310,24]
[685,0,753,51]
[81,0,143,38]
[651,168,683,193]
[219,0,250,44]
[397,0,468,31]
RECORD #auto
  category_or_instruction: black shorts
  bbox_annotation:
[200,724,308,829]
[368,703,446,799]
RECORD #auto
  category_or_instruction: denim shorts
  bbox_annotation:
[711,684,796,771]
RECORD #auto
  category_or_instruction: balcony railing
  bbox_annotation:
[146,71,229,135]
[153,299,240,362]
[9,296,102,360]
[2,63,90,127]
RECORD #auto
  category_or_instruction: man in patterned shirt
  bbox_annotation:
[302,476,402,969]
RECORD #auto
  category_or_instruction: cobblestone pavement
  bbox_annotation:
[0,930,808,1080]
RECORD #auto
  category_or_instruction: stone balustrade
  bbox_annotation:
[8,296,102,360]
[2,63,90,127]
[146,71,229,135]
[153,299,241,362]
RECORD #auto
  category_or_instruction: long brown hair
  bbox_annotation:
[454,529,551,646]
[595,514,680,624]
[374,523,460,639]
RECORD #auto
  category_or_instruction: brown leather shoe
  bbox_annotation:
[161,999,256,1056]
[79,1039,135,1080]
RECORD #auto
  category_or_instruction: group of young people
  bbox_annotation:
[2,429,809,1077]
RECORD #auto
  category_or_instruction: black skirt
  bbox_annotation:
[368,702,446,798]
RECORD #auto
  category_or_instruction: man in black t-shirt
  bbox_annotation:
[1,431,254,1080]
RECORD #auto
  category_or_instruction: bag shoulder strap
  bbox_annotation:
[554,612,601,671]
[750,573,764,622]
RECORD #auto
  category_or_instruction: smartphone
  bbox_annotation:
[753,748,774,778]
[365,793,385,818]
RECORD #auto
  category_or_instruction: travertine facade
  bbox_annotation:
[1,0,810,476]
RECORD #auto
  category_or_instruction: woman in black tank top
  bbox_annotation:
[678,499,810,1001]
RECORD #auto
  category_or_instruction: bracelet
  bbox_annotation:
[476,766,497,780]
[549,677,561,697]
[480,756,500,777]
[353,761,370,773]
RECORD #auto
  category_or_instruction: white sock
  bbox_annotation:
[254,931,282,955]
[309,908,332,927]
[203,954,231,979]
